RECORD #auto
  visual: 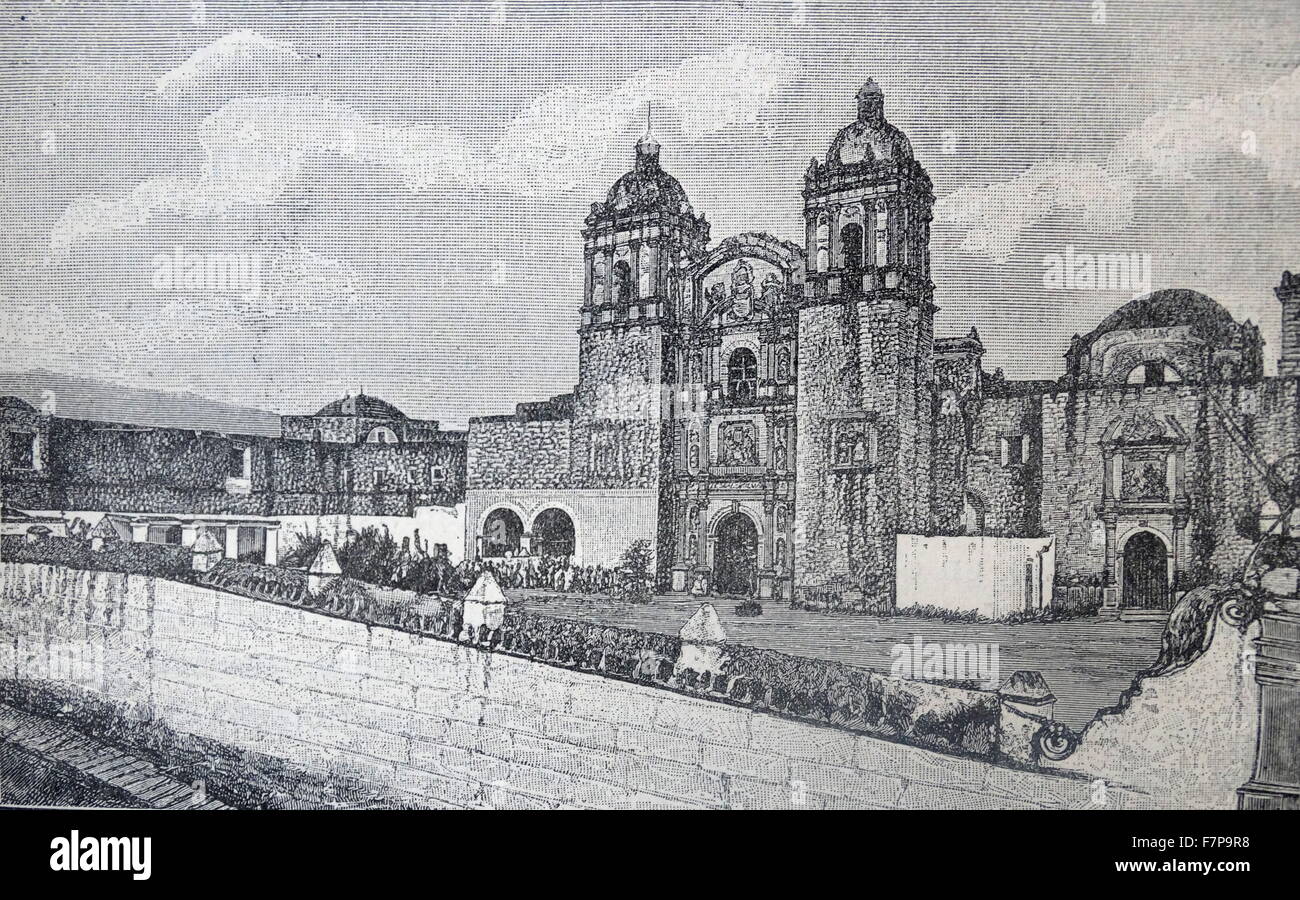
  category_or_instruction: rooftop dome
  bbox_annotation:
[823,80,913,166]
[314,393,406,419]
[1080,289,1243,348]
[593,133,693,219]
[0,396,36,413]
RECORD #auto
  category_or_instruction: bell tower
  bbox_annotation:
[794,80,936,606]
[574,130,708,579]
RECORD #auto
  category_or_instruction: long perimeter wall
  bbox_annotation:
[0,562,1154,810]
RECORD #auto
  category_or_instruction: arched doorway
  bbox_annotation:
[714,512,759,596]
[481,508,524,558]
[1122,531,1169,610]
[532,508,575,559]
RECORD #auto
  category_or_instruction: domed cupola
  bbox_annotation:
[315,393,406,419]
[1065,289,1264,387]
[589,131,699,221]
[820,79,915,170]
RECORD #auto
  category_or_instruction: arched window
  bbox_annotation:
[311,428,323,442]
[612,260,632,304]
[1126,362,1182,386]
[727,348,758,402]
[840,223,864,273]
[365,426,399,444]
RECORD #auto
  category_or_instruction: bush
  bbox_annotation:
[280,525,466,598]
[199,560,310,605]
[1,534,192,580]
[318,577,376,618]
[734,598,763,617]
[894,600,1105,624]
[617,539,653,604]
[278,528,328,569]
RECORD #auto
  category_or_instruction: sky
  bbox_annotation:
[1,0,1297,428]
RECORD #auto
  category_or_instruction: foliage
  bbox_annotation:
[893,601,1104,625]
[733,598,763,617]
[616,539,653,604]
[199,560,311,605]
[317,577,376,619]
[279,528,327,569]
[281,525,466,598]
[1,534,191,579]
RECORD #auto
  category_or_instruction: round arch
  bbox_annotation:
[706,504,766,570]
[477,504,527,559]
[706,503,765,542]
[365,425,400,444]
[530,505,579,560]
[1117,527,1173,611]
[1117,525,1172,556]
[708,507,763,596]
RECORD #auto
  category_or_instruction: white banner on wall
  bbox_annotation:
[895,534,1055,620]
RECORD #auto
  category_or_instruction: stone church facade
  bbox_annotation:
[465,80,1300,615]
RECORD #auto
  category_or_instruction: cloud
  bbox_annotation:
[492,44,798,192]
[936,159,1135,262]
[624,45,798,139]
[51,96,480,250]
[934,67,1300,262]
[52,35,800,249]
[1108,66,1300,189]
[155,29,302,99]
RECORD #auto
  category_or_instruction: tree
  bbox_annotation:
[618,539,653,604]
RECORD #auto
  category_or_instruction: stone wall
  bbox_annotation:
[794,289,936,605]
[794,303,864,587]
[2,414,466,518]
[466,420,572,491]
[570,327,666,491]
[0,562,1161,809]
[968,395,1042,538]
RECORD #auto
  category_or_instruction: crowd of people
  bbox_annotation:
[283,526,655,601]
[470,551,643,596]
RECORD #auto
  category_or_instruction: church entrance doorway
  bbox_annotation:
[1122,531,1169,610]
[714,512,758,596]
